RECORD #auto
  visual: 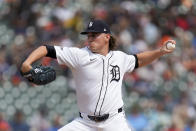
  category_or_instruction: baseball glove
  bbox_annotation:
[21,65,56,85]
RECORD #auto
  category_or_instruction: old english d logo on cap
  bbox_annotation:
[80,19,111,35]
[89,22,93,27]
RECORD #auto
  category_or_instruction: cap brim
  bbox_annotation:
[80,30,102,35]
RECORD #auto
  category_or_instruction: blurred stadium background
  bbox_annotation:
[0,0,196,131]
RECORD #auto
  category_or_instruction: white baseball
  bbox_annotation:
[166,42,175,50]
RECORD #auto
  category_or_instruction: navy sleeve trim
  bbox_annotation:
[44,45,57,59]
[133,54,139,69]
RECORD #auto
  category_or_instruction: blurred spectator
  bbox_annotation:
[127,103,148,131]
[167,122,182,131]
[29,105,51,131]
[0,45,10,82]
[172,93,192,130]
[49,115,62,131]
[140,14,159,45]
[0,112,11,131]
[9,110,30,131]
[184,119,196,131]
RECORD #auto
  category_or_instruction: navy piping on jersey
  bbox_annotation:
[133,54,139,69]
[94,58,105,115]
[98,52,113,115]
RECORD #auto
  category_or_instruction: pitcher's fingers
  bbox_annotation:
[167,40,176,45]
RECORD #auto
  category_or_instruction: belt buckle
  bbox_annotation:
[88,114,108,122]
[93,115,101,122]
[94,117,99,122]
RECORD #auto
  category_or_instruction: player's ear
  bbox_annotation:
[105,34,110,41]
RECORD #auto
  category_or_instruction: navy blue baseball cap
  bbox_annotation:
[80,19,111,35]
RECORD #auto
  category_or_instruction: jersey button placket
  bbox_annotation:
[98,58,108,115]
[94,58,106,116]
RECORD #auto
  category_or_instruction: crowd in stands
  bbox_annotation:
[0,0,196,131]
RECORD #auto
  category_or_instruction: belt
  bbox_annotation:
[79,107,123,122]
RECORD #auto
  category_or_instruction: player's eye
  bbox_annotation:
[87,33,100,38]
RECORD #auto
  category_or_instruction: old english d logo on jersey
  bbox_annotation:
[110,65,120,82]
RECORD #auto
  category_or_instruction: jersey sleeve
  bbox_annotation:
[124,53,138,73]
[54,46,80,69]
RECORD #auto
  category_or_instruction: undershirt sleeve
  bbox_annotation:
[44,45,57,59]
[133,54,139,69]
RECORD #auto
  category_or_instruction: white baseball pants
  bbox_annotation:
[58,112,132,131]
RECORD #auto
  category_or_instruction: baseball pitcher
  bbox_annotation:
[20,19,176,131]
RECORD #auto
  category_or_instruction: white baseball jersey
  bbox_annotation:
[54,46,137,116]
